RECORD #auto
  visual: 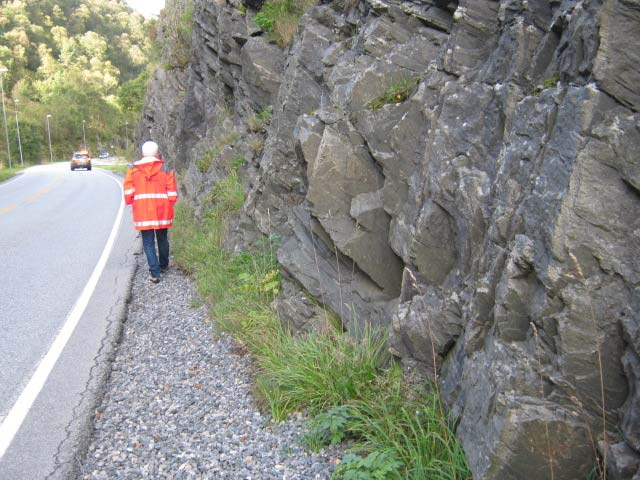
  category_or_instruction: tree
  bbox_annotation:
[117,70,149,116]
[8,120,43,164]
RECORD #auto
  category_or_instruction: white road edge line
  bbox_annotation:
[0,170,125,459]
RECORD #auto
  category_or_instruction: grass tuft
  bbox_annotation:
[248,106,273,133]
[255,0,318,47]
[254,323,390,420]
[209,170,245,211]
[343,391,471,479]
[368,78,419,110]
[195,147,220,173]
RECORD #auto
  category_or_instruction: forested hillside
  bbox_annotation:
[0,0,154,165]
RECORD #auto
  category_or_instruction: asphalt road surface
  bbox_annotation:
[0,163,138,479]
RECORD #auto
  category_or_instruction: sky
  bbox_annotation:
[125,0,166,18]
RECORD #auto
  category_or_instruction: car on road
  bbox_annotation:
[71,151,92,171]
[98,151,109,159]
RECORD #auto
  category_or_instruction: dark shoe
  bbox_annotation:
[161,267,169,273]
[149,276,160,283]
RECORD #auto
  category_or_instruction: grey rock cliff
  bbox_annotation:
[138,0,640,478]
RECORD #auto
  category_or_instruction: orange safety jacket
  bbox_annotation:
[123,156,178,230]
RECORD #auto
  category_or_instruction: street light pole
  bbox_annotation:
[46,114,53,164]
[82,119,87,151]
[14,98,23,166]
[0,67,11,169]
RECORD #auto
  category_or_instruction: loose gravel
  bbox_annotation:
[80,254,338,479]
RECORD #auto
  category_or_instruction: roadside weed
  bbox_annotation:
[304,405,355,451]
[333,451,403,480]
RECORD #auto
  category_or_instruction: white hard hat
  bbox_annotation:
[142,141,159,157]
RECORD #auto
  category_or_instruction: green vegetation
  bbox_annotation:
[255,322,389,420]
[342,392,470,479]
[209,169,245,212]
[248,138,265,155]
[196,147,220,173]
[0,165,29,183]
[334,451,403,479]
[154,0,194,69]
[229,155,246,171]
[543,75,560,89]
[254,0,318,47]
[301,365,471,479]
[247,106,273,133]
[254,1,286,32]
[195,133,241,173]
[0,0,154,166]
[97,164,129,175]
[117,71,150,116]
[304,405,355,450]
[532,75,560,95]
[368,78,419,110]
[172,173,280,383]
[221,132,240,145]
[172,167,471,480]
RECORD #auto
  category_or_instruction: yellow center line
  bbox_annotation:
[0,174,66,214]
[25,175,64,204]
[28,189,50,203]
[0,205,16,216]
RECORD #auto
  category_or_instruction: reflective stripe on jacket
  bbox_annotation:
[123,156,178,231]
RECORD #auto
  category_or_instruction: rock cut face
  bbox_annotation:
[305,122,403,297]
[138,0,640,477]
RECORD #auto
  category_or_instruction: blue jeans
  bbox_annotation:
[141,229,169,278]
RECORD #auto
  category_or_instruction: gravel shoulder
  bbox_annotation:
[80,253,337,479]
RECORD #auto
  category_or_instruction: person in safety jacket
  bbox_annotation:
[124,140,178,283]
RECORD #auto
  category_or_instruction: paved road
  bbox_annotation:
[0,163,139,479]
